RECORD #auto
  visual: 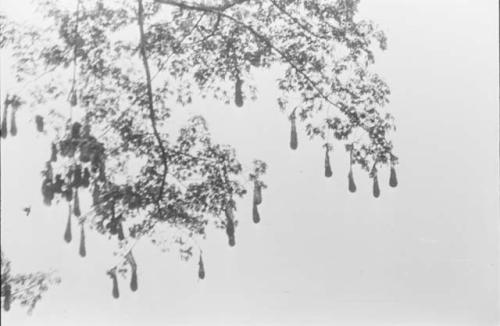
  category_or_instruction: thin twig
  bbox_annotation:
[269,0,327,41]
[156,0,248,12]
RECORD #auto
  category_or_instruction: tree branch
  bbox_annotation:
[137,0,169,203]
[155,0,342,110]
[156,0,248,12]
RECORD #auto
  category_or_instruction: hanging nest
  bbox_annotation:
[127,252,138,291]
[107,218,119,236]
[234,76,244,107]
[50,143,58,162]
[79,141,92,163]
[107,214,125,240]
[107,269,119,299]
[117,223,125,241]
[81,168,90,188]
[35,115,44,132]
[73,165,83,188]
[73,189,81,217]
[45,161,53,180]
[289,111,298,150]
[253,181,262,205]
[224,205,235,247]
[69,90,78,107]
[372,174,380,198]
[324,146,333,178]
[79,223,86,257]
[252,180,263,224]
[389,166,398,188]
[130,269,138,292]
[2,95,20,137]
[252,203,260,224]
[63,185,73,202]
[198,254,205,280]
[71,122,82,139]
[3,283,11,312]
[64,206,72,243]
[53,174,64,194]
[348,168,356,193]
[9,107,17,136]
[1,101,8,139]
[41,178,54,206]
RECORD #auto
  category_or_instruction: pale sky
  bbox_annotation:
[1,0,499,325]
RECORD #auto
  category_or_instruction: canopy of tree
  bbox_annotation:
[0,0,397,312]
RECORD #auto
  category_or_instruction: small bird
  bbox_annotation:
[22,206,31,216]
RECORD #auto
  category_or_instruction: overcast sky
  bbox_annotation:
[1,0,499,325]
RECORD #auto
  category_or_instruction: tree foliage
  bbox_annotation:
[1,251,60,313]
[0,0,398,311]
